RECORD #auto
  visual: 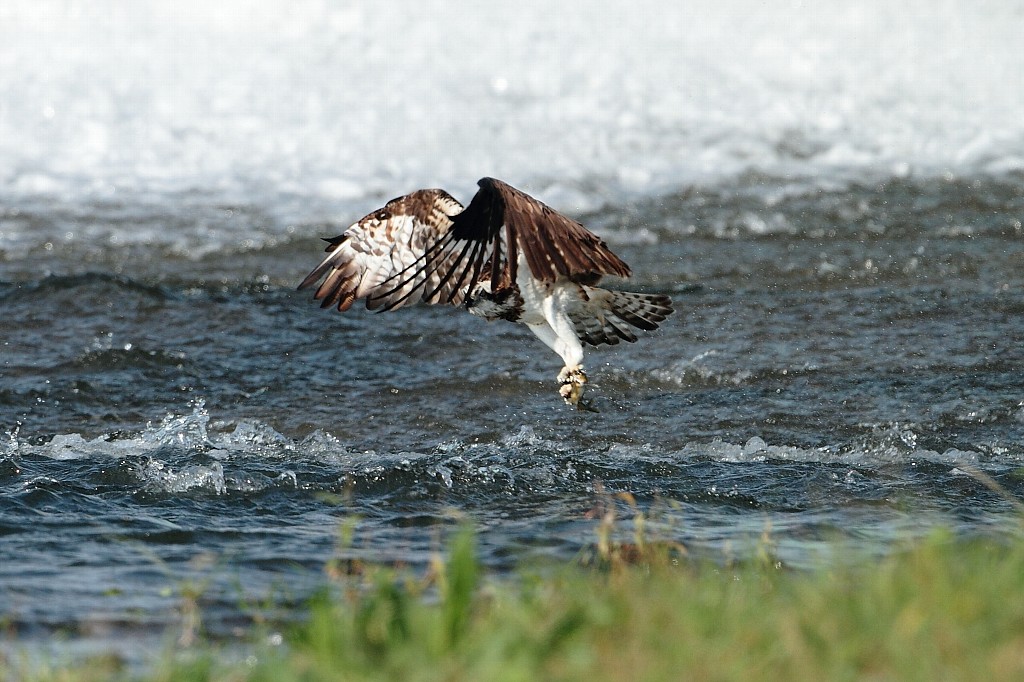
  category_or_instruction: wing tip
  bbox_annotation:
[298,235,349,291]
[297,266,327,291]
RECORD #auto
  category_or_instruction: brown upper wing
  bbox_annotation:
[450,177,632,286]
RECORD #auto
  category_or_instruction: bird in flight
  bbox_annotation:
[298,177,673,409]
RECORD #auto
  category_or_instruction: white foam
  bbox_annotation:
[6,402,307,494]
[136,459,227,495]
[693,432,984,468]
[0,0,1020,220]
[3,405,1006,498]
[10,401,215,461]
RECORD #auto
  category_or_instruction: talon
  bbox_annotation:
[558,366,588,407]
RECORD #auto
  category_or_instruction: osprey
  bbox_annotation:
[298,177,673,408]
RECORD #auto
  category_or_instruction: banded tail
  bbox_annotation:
[571,288,674,347]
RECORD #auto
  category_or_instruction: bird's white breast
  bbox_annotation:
[515,252,552,326]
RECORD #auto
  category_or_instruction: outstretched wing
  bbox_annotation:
[451,177,632,287]
[298,178,634,313]
[297,189,484,312]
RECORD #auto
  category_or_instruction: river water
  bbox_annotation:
[2,0,1024,663]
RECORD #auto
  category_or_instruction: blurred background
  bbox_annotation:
[1,0,1021,271]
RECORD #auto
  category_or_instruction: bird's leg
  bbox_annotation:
[525,315,592,410]
[558,365,588,407]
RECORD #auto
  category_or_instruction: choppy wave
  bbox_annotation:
[3,395,1022,652]
[2,174,1022,298]
[6,401,1020,494]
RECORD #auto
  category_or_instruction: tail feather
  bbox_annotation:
[570,288,674,348]
[609,291,672,328]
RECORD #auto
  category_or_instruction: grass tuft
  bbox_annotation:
[6,522,1024,681]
